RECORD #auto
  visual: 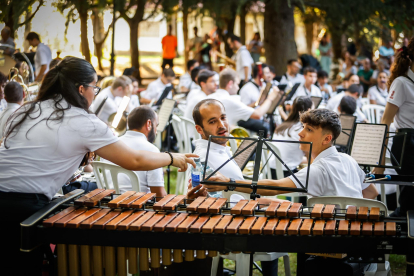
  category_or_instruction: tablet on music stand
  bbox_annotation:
[157,99,176,132]
[349,123,387,166]
[337,88,346,94]
[255,82,272,107]
[233,139,257,171]
[285,83,301,102]
[154,85,173,106]
[266,91,286,115]
[335,115,356,148]
[311,96,323,109]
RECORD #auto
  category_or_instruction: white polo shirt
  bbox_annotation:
[0,103,20,137]
[103,131,164,194]
[90,86,117,123]
[269,122,304,171]
[368,85,388,106]
[0,99,118,200]
[0,98,7,112]
[326,93,367,122]
[207,89,254,127]
[142,78,172,101]
[291,83,322,102]
[179,72,200,92]
[279,73,305,86]
[387,69,414,129]
[289,146,369,198]
[235,46,254,81]
[239,81,261,106]
[34,43,52,77]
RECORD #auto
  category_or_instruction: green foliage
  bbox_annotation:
[0,0,45,34]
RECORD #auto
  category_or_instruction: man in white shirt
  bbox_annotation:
[26,32,52,82]
[262,64,279,87]
[279,59,305,86]
[0,72,7,113]
[326,84,367,122]
[291,67,321,102]
[0,27,15,55]
[185,66,203,103]
[179,59,200,92]
[0,82,24,138]
[316,70,333,101]
[207,109,379,199]
[227,34,254,86]
[239,64,261,107]
[105,106,167,196]
[141,68,175,104]
[368,72,389,106]
[91,76,132,123]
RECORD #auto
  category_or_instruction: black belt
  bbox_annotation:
[0,191,49,201]
[397,128,414,134]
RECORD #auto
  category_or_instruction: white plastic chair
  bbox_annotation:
[362,104,385,124]
[360,97,370,107]
[180,116,201,153]
[92,161,141,194]
[171,115,186,194]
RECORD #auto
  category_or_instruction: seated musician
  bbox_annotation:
[0,82,25,138]
[140,68,175,104]
[338,95,357,116]
[326,84,367,122]
[291,67,322,102]
[206,108,379,199]
[279,59,305,86]
[0,56,196,276]
[262,64,279,87]
[103,106,167,197]
[239,64,261,107]
[179,59,200,93]
[90,75,133,123]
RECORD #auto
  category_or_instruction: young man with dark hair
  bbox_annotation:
[316,70,333,101]
[338,95,357,115]
[207,108,378,199]
[239,64,261,107]
[262,64,279,87]
[291,67,322,102]
[141,68,176,104]
[179,59,200,92]
[279,59,305,85]
[0,82,25,137]
[25,32,52,82]
[227,34,254,87]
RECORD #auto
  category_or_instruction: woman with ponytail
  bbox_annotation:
[0,56,197,275]
[373,37,414,217]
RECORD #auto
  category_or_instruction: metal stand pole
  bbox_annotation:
[166,115,173,194]
[110,2,116,76]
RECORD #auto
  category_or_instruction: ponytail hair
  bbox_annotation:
[388,37,414,89]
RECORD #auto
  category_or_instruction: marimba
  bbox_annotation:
[21,189,414,276]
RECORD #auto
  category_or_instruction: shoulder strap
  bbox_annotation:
[404,75,414,85]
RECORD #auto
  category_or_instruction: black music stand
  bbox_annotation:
[154,85,174,106]
[334,114,357,153]
[311,96,323,109]
[265,91,286,136]
[284,83,301,102]
[200,131,312,200]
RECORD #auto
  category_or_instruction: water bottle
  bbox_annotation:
[191,158,202,188]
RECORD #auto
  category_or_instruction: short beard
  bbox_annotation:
[202,129,228,145]
[148,127,156,143]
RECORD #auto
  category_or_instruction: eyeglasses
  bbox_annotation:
[84,84,102,95]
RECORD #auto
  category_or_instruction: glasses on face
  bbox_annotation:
[84,84,102,95]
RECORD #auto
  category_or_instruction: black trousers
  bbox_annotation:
[238,119,270,138]
[0,191,50,276]
[162,58,174,70]
[391,130,414,216]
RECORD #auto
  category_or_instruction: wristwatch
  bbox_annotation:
[227,178,236,191]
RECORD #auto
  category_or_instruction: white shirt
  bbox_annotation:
[326,93,367,121]
[179,72,200,92]
[368,85,388,106]
[0,99,118,200]
[292,83,322,102]
[269,122,304,171]
[239,81,261,106]
[235,46,254,81]
[0,99,7,112]
[90,86,117,123]
[387,69,414,129]
[279,73,305,86]
[142,78,172,101]
[34,43,52,77]
[289,146,369,198]
[103,131,164,194]
[0,103,20,137]
[208,89,254,127]
[184,90,207,121]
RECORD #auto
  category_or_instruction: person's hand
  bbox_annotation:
[186,182,207,200]
[267,86,280,102]
[204,172,229,192]
[371,167,385,175]
[171,153,198,172]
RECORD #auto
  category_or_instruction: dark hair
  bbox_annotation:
[197,70,215,86]
[268,65,276,74]
[4,82,24,103]
[162,68,176,78]
[389,37,414,89]
[0,71,7,84]
[339,96,356,115]
[287,59,298,65]
[26,32,40,41]
[49,58,61,70]
[127,106,157,130]
[229,34,241,43]
[275,96,313,136]
[4,56,96,148]
[187,59,198,71]
[300,109,341,142]
[252,65,259,79]
[253,32,261,40]
[193,99,225,128]
[303,67,317,75]
[191,67,202,83]
[317,70,328,79]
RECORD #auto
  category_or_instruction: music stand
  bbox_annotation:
[200,131,312,200]
[311,96,323,109]
[334,115,356,153]
[277,84,288,91]
[284,83,301,102]
[255,82,272,107]
[154,85,173,106]
[233,139,257,171]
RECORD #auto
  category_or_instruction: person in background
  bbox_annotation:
[270,96,312,179]
[161,25,177,70]
[342,51,357,79]
[0,72,8,112]
[25,32,52,82]
[0,82,24,137]
[227,34,254,87]
[0,27,15,55]
[357,58,374,95]
[248,32,263,63]
[338,95,357,115]
[187,26,203,61]
[318,34,332,74]
[316,70,333,101]
[128,76,140,110]
[326,84,367,122]
[264,65,279,87]
[199,34,212,69]
[185,67,204,103]
[379,39,395,68]
[239,64,261,107]
[279,59,305,85]
[140,68,175,104]
[179,59,200,93]
[370,59,390,85]
[368,72,389,106]
[291,67,321,101]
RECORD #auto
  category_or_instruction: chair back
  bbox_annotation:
[180,116,201,153]
[362,104,385,124]
[171,114,185,153]
[307,196,388,216]
[360,97,370,107]
[92,161,141,193]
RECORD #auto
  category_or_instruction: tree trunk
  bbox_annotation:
[23,10,32,52]
[5,5,15,38]
[240,4,247,45]
[264,0,297,75]
[224,16,237,57]
[305,21,313,55]
[183,8,189,66]
[327,21,344,61]
[92,9,105,71]
[129,20,141,81]
[79,11,91,62]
